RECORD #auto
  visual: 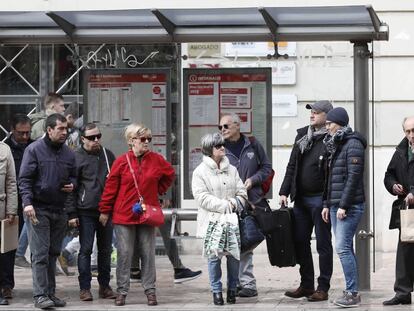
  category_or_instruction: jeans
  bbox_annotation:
[293,195,333,292]
[330,203,364,293]
[239,250,256,290]
[16,223,29,257]
[26,211,67,297]
[78,215,113,290]
[208,255,239,293]
[115,224,155,295]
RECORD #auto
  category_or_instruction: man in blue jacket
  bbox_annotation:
[219,113,273,297]
[19,113,76,309]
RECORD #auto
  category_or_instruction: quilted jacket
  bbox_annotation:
[192,155,247,238]
[325,130,366,210]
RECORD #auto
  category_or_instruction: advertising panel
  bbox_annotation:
[84,69,171,160]
[183,68,272,199]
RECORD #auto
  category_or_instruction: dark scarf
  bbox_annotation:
[296,126,328,154]
[323,125,352,157]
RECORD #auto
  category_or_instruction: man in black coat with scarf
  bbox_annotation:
[279,100,333,302]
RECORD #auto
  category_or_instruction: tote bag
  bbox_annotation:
[203,207,241,260]
[400,208,414,242]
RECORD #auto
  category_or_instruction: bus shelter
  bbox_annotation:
[0,5,389,289]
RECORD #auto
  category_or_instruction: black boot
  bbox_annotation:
[213,292,224,305]
[227,290,236,304]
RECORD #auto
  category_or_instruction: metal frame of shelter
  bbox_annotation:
[0,5,389,290]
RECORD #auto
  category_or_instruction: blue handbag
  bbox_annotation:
[236,198,265,252]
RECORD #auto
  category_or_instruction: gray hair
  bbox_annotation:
[220,112,240,124]
[402,116,414,130]
[201,133,225,157]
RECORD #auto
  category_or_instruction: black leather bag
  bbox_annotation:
[236,198,265,252]
[389,199,405,230]
[252,200,280,234]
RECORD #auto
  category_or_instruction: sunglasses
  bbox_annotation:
[214,143,225,149]
[218,124,231,131]
[133,136,152,143]
[83,133,102,141]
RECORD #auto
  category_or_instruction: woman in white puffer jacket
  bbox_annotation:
[192,132,247,306]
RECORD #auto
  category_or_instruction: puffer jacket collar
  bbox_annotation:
[333,128,367,148]
[202,155,230,173]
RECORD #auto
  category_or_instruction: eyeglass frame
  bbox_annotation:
[218,122,237,131]
[83,133,102,141]
[132,136,152,143]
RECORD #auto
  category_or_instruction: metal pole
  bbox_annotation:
[353,41,371,290]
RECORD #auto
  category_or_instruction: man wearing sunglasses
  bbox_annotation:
[219,113,273,298]
[65,123,116,302]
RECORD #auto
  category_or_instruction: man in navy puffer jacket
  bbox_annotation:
[321,107,366,308]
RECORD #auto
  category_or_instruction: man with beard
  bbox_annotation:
[19,113,76,309]
[65,123,117,301]
[279,100,333,302]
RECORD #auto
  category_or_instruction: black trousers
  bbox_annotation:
[0,250,16,289]
[394,235,414,298]
[293,195,333,292]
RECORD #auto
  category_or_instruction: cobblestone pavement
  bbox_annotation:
[0,252,409,310]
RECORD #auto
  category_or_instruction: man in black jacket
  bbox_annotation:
[19,113,76,309]
[66,123,116,301]
[279,100,333,302]
[383,116,414,306]
[3,114,33,296]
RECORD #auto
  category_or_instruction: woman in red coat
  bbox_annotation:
[99,123,175,307]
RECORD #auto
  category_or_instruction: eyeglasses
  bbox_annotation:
[218,124,231,131]
[214,144,225,149]
[83,133,102,141]
[15,131,30,136]
[133,136,152,143]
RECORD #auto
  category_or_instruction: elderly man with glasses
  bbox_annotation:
[218,113,273,298]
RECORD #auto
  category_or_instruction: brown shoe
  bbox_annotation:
[2,288,12,299]
[146,293,158,306]
[307,290,328,301]
[115,294,126,306]
[79,289,93,301]
[284,286,314,298]
[99,286,116,299]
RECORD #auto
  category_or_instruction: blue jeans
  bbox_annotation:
[78,215,113,290]
[16,223,29,257]
[294,195,333,292]
[207,255,239,293]
[330,203,365,293]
